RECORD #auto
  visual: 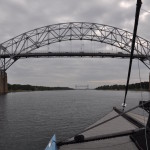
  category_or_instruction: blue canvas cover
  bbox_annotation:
[45,135,57,150]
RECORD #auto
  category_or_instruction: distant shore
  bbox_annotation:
[7,82,150,93]
[8,84,74,92]
[95,81,149,91]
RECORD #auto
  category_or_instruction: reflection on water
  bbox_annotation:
[0,90,149,150]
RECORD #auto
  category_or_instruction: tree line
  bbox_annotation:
[7,84,73,92]
[96,82,149,91]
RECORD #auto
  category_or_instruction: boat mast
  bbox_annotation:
[122,0,142,111]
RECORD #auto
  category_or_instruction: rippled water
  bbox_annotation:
[0,90,149,150]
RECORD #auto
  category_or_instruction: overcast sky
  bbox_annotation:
[0,0,150,88]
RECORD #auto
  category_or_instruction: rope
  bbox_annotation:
[141,8,150,14]
[138,59,143,101]
[137,59,149,150]
[59,100,150,144]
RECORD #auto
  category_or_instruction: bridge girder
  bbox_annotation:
[0,22,150,70]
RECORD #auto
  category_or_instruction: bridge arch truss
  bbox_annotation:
[0,22,150,70]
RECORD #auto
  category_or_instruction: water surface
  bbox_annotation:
[0,90,149,150]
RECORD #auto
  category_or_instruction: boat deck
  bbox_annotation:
[59,108,148,150]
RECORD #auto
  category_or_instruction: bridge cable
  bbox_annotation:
[122,0,142,111]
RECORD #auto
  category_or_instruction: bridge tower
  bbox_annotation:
[75,85,89,90]
[0,70,8,94]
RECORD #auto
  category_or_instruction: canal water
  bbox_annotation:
[0,90,149,150]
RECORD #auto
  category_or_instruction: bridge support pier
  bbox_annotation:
[149,73,150,91]
[0,71,8,95]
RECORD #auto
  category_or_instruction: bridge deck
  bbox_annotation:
[0,52,147,60]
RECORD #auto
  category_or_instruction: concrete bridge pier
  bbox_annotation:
[149,73,150,91]
[0,71,8,95]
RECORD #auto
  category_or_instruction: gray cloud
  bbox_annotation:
[0,0,150,88]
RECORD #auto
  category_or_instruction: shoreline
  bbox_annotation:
[7,89,149,93]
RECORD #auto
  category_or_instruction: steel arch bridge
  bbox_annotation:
[0,22,150,70]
